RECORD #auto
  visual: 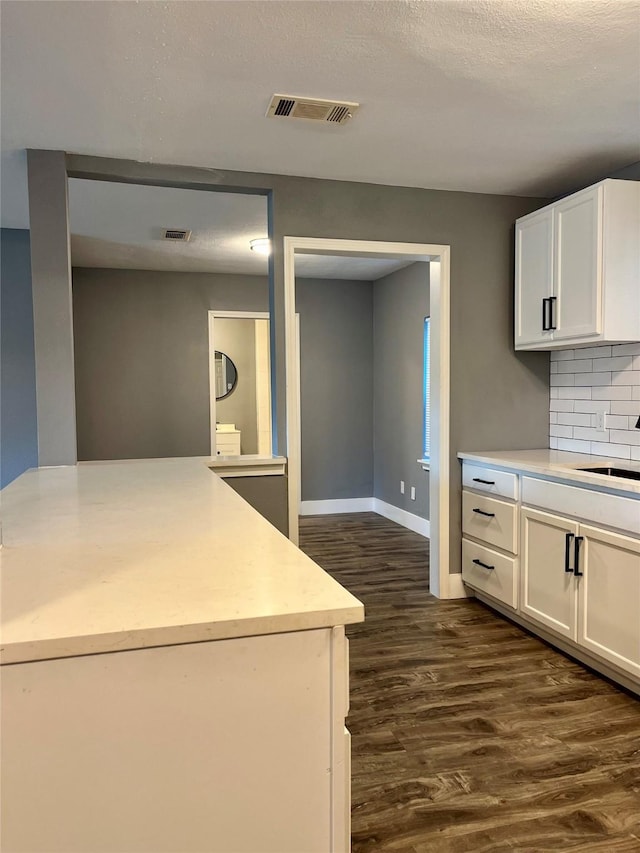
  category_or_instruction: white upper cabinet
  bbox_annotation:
[553,185,602,341]
[515,179,640,350]
[515,208,554,347]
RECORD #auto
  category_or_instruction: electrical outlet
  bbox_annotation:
[410,486,416,501]
[400,480,405,494]
[596,411,607,433]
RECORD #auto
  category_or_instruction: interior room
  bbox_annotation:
[68,180,271,459]
[1,2,639,852]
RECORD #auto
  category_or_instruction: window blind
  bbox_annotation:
[423,317,431,460]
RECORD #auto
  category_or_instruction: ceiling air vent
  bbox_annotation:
[163,229,192,242]
[267,95,359,125]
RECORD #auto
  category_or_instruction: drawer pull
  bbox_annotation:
[564,532,575,573]
[573,536,584,577]
[472,477,495,485]
[472,558,494,571]
[472,508,496,518]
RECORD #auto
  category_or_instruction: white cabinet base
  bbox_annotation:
[2,628,351,853]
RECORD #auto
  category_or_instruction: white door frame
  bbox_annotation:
[208,310,270,457]
[283,237,454,599]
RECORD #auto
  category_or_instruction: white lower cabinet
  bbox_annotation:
[521,507,640,680]
[520,508,579,640]
[461,460,640,692]
[578,524,640,679]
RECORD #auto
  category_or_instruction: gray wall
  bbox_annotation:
[296,278,374,501]
[73,268,372,497]
[601,161,640,182]
[215,318,258,454]
[222,475,288,536]
[373,263,430,517]
[72,268,268,460]
[42,154,554,573]
[1,228,38,487]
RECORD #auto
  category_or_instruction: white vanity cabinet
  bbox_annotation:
[215,424,241,456]
[459,452,640,693]
[514,179,640,350]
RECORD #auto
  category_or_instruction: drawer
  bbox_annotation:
[462,462,518,501]
[522,476,640,536]
[462,490,518,553]
[462,538,518,609]
[216,439,241,455]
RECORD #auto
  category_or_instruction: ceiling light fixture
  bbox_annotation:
[250,238,271,256]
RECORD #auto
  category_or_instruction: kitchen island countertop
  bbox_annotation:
[0,457,364,665]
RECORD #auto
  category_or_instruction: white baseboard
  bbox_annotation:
[372,499,430,539]
[445,572,471,599]
[298,497,470,599]
[299,496,431,541]
[300,498,374,516]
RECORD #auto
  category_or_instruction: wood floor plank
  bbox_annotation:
[299,512,640,853]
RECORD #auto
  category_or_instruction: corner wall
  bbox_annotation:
[1,228,38,487]
[373,262,430,518]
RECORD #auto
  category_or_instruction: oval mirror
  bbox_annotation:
[214,351,238,400]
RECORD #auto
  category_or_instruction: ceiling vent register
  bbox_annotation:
[163,229,192,241]
[267,95,358,125]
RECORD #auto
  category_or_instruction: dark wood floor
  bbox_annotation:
[299,513,640,853]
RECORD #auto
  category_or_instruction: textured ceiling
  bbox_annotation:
[2,0,639,229]
[69,180,270,275]
[68,179,408,279]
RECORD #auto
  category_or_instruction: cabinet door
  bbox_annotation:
[553,185,603,341]
[578,524,640,678]
[520,508,579,639]
[515,208,554,347]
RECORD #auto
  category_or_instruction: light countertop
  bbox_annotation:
[458,449,640,496]
[208,455,287,476]
[0,457,363,665]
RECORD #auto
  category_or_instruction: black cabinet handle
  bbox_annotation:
[548,296,557,331]
[573,536,584,576]
[473,558,494,571]
[473,478,495,485]
[564,532,575,573]
[542,297,549,331]
[472,508,495,518]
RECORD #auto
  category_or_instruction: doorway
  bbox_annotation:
[284,237,457,599]
[208,311,272,457]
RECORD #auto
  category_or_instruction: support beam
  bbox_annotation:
[27,150,76,466]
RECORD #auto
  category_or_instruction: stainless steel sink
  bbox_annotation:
[579,466,640,481]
